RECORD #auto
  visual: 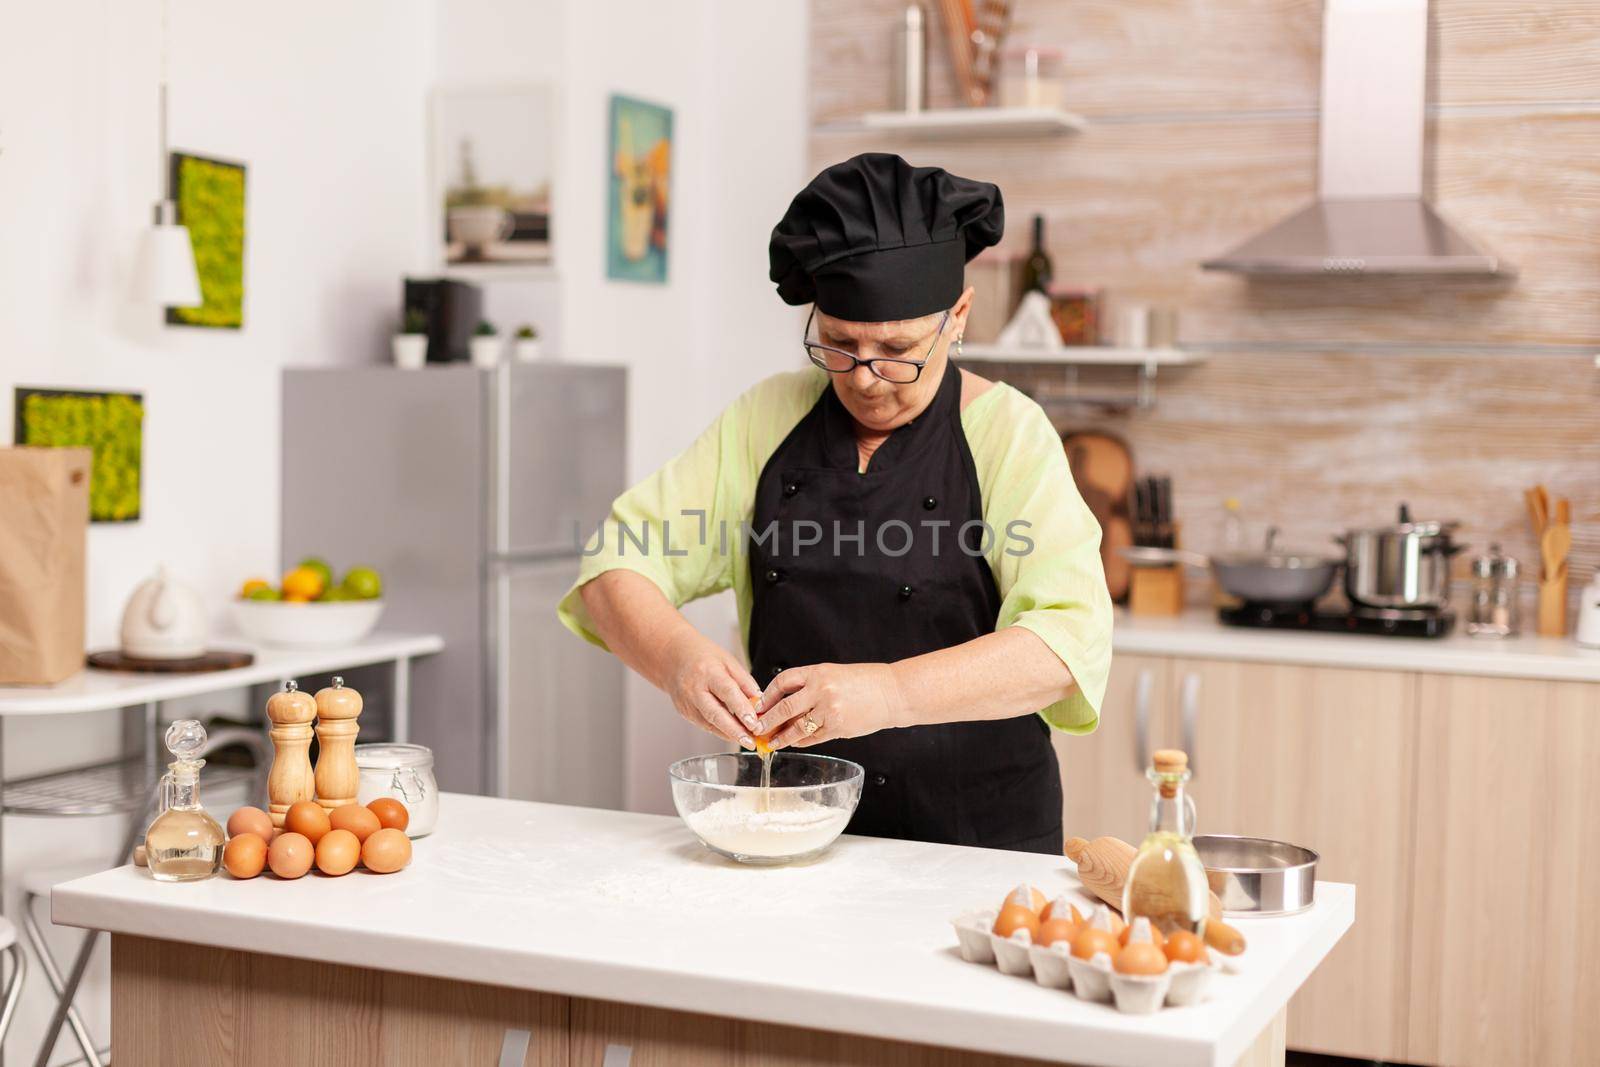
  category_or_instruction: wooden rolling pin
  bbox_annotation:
[1065,836,1247,956]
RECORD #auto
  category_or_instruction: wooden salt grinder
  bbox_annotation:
[265,680,318,828]
[314,676,363,811]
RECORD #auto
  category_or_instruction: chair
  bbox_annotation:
[0,917,26,1051]
[19,722,269,1067]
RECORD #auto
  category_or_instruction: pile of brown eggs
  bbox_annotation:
[222,799,412,880]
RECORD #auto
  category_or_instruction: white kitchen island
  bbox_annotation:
[53,794,1352,1067]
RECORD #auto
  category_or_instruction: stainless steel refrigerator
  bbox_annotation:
[281,363,627,803]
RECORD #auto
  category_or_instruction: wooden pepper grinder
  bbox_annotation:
[265,680,317,828]
[313,676,363,811]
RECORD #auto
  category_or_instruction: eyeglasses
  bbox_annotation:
[803,306,948,384]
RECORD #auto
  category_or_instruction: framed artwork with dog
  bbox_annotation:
[606,94,672,284]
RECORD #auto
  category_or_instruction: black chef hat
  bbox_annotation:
[769,153,1004,322]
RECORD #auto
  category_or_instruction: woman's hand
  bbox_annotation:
[663,631,765,748]
[752,663,908,749]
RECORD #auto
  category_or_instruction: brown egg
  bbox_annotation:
[1070,926,1120,961]
[991,903,1039,939]
[1119,922,1165,951]
[223,833,267,879]
[329,804,381,843]
[315,828,361,876]
[361,828,412,873]
[1164,929,1209,965]
[1114,941,1170,976]
[226,806,274,840]
[999,883,1047,914]
[285,801,331,845]
[267,832,314,879]
[1036,917,1081,948]
[1039,898,1083,926]
[366,797,409,833]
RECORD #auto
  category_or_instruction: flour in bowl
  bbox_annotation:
[683,789,852,858]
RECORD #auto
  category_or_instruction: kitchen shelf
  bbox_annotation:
[960,345,1201,367]
[820,106,1086,140]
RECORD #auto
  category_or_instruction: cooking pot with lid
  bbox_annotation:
[1339,503,1464,610]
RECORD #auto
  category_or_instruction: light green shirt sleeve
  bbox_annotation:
[556,371,826,650]
[964,385,1113,733]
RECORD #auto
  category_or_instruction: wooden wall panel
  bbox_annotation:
[813,111,1600,347]
[812,0,1600,122]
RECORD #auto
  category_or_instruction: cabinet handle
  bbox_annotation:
[1180,672,1200,777]
[1133,668,1153,773]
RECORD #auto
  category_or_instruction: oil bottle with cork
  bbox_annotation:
[1122,748,1209,937]
[144,720,225,881]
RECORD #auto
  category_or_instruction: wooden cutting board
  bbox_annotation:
[1062,431,1135,601]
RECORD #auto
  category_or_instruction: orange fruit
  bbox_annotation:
[282,566,324,600]
[239,578,270,598]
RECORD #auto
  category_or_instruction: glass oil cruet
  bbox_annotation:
[144,719,225,882]
[1122,748,1209,937]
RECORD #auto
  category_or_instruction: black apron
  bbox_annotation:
[747,362,1063,854]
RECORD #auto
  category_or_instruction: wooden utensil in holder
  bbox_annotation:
[1530,487,1572,637]
[1128,521,1185,616]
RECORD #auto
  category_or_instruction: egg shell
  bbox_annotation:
[1164,929,1208,965]
[226,806,274,840]
[285,801,331,845]
[1001,883,1047,914]
[1114,941,1169,976]
[1071,925,1120,961]
[315,828,361,876]
[367,797,410,833]
[1036,917,1080,948]
[329,804,381,843]
[1039,897,1083,925]
[361,827,412,873]
[223,833,267,879]
[991,902,1039,939]
[267,832,314,879]
[1120,920,1165,951]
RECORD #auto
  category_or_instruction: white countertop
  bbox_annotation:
[54,794,1353,1067]
[0,632,444,715]
[1115,609,1600,683]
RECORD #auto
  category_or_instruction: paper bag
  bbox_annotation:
[0,447,91,684]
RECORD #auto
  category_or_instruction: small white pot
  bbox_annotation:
[392,334,428,370]
[513,338,543,363]
[470,335,503,368]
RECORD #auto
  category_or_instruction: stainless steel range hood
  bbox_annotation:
[1202,0,1514,277]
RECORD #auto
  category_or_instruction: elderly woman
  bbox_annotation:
[558,153,1111,854]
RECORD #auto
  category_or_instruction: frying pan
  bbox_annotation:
[1121,528,1340,605]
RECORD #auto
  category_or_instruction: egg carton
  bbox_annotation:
[950,910,1219,1014]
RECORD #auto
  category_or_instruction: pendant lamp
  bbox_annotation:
[137,0,200,309]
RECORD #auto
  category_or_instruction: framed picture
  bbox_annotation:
[13,388,144,523]
[606,94,672,284]
[431,85,555,271]
[167,151,247,329]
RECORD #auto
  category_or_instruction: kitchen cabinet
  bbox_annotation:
[1406,674,1600,1067]
[1171,659,1416,1061]
[1055,653,1177,845]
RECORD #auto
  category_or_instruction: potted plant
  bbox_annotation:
[392,309,428,370]
[469,320,502,369]
[513,324,542,363]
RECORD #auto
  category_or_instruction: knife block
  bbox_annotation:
[1537,576,1568,636]
[1129,565,1185,616]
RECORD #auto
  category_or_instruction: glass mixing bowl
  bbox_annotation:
[668,752,864,865]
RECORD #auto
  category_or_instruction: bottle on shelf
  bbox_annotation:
[144,719,225,882]
[1121,749,1209,937]
[1020,214,1053,295]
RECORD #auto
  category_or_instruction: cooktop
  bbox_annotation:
[1218,601,1455,638]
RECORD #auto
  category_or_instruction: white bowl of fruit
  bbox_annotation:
[231,558,385,648]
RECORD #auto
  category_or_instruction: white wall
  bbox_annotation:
[435,0,810,813]
[0,2,432,1059]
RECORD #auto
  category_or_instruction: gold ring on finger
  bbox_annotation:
[801,715,821,736]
